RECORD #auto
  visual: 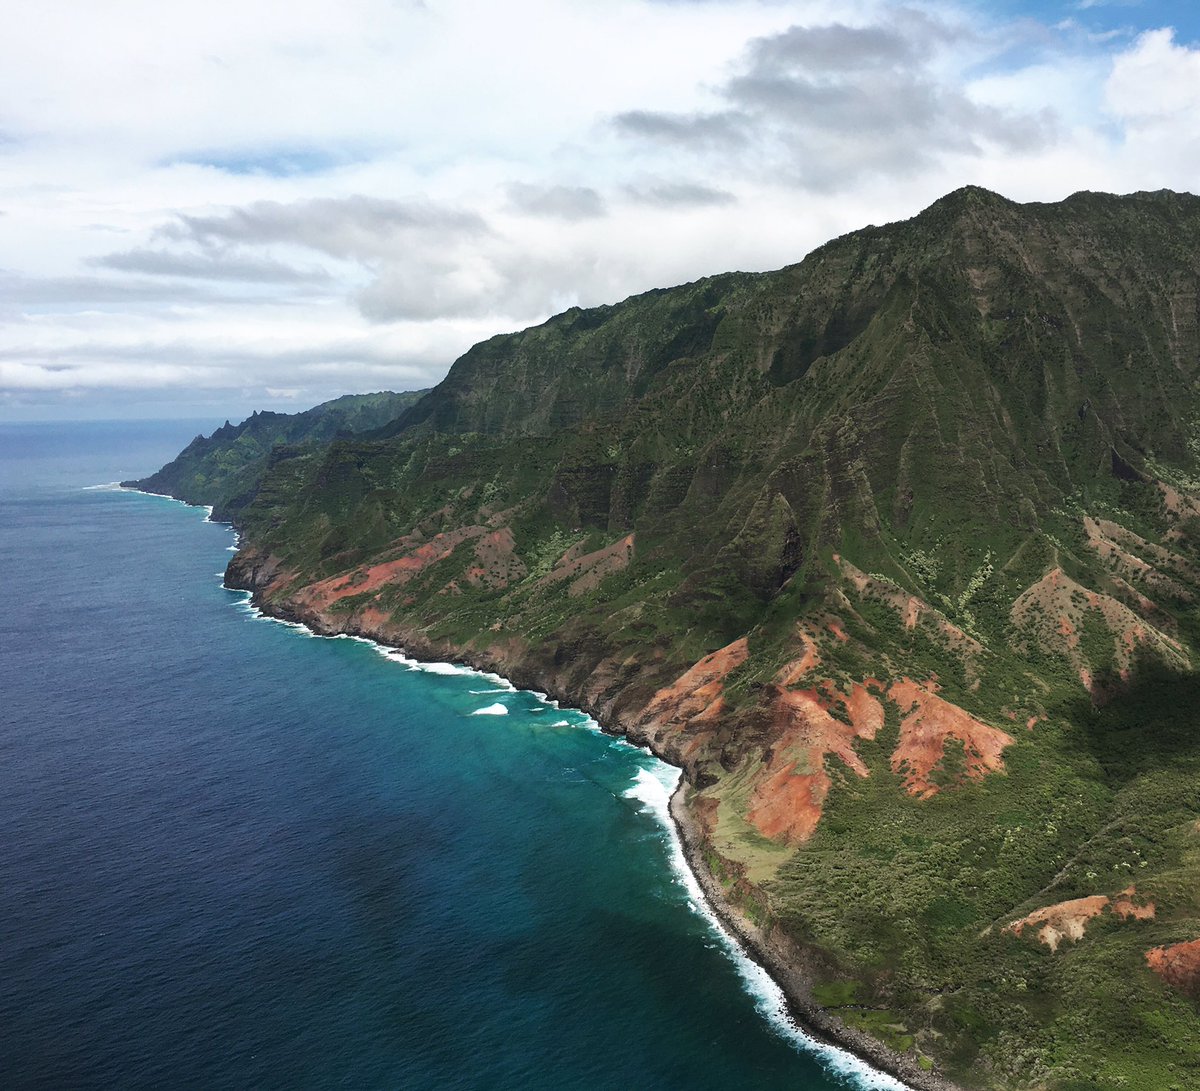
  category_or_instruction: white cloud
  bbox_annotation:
[613,10,1059,190]
[1,1,1199,416]
[506,183,607,221]
[93,247,330,284]
[1106,28,1200,120]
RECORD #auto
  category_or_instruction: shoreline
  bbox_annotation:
[122,484,958,1091]
[668,786,960,1091]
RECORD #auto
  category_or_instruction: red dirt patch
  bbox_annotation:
[1147,938,1200,997]
[835,556,982,655]
[887,678,1013,798]
[539,533,635,597]
[1007,887,1155,952]
[1112,886,1156,921]
[465,526,527,590]
[1085,516,1196,602]
[357,606,390,630]
[1158,482,1200,521]
[746,682,884,845]
[845,682,885,735]
[1006,896,1111,952]
[636,638,749,737]
[1011,566,1189,692]
[775,627,821,686]
[297,526,484,610]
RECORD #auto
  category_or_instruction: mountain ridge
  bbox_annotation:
[126,388,428,520]
[138,187,1200,1090]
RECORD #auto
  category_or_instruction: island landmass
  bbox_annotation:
[131,187,1200,1090]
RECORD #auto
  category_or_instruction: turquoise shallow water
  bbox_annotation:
[0,421,904,1090]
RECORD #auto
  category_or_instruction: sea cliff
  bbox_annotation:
[141,187,1200,1089]
[224,542,951,1091]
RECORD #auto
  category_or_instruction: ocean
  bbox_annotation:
[0,420,904,1090]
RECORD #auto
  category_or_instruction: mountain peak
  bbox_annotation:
[919,184,1016,218]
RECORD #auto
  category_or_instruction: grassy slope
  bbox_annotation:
[156,188,1200,1089]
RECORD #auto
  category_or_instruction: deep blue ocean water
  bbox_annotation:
[0,421,905,1090]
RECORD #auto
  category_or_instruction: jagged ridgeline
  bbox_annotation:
[146,188,1200,1089]
[127,389,427,520]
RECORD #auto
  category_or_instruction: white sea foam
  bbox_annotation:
[331,633,377,645]
[623,766,911,1091]
[120,487,190,505]
[477,672,517,691]
[417,661,470,676]
[471,702,509,716]
[229,592,315,636]
[115,485,226,528]
[550,720,571,727]
[469,688,512,695]
[82,481,123,491]
[372,645,419,668]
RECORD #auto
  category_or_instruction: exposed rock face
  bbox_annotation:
[747,682,884,843]
[1148,939,1200,997]
[887,679,1013,798]
[1006,887,1156,952]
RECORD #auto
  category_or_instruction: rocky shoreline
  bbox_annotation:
[668,786,961,1091]
[215,536,962,1091]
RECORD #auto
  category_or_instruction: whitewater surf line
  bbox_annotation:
[116,484,918,1091]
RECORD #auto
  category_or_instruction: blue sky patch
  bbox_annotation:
[984,0,1199,43]
[168,146,363,177]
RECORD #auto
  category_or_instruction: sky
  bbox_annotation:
[2,0,1199,420]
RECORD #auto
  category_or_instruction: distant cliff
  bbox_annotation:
[149,188,1200,1090]
[126,389,426,520]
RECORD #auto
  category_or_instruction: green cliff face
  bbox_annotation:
[151,188,1200,1089]
[125,389,427,521]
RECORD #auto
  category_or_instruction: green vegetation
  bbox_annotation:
[126,389,426,520]
[142,187,1200,1089]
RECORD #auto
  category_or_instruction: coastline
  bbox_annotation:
[122,485,957,1091]
[668,785,959,1091]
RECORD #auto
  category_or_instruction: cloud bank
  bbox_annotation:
[0,0,1198,416]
